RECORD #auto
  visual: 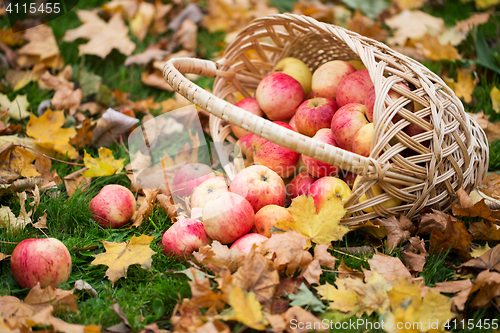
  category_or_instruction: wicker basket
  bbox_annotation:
[163,13,489,227]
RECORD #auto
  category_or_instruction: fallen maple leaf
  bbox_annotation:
[82,147,125,178]
[223,287,268,331]
[26,306,101,333]
[316,279,362,313]
[344,270,393,316]
[432,279,472,311]
[366,254,412,283]
[458,243,500,275]
[38,71,83,116]
[133,189,158,227]
[401,236,428,273]
[430,213,472,262]
[193,240,244,273]
[443,68,476,103]
[0,191,33,232]
[70,118,95,148]
[261,231,313,276]
[91,234,156,284]
[33,155,61,191]
[23,283,78,313]
[0,93,30,121]
[385,10,444,46]
[63,168,91,197]
[277,196,348,245]
[63,10,136,58]
[348,10,388,41]
[301,244,337,285]
[469,270,500,308]
[469,220,500,241]
[468,110,500,143]
[26,109,78,160]
[471,243,491,258]
[129,1,155,41]
[418,210,449,235]
[0,252,9,261]
[17,24,63,70]
[0,143,39,184]
[375,215,416,252]
[411,33,462,61]
[452,187,500,220]
[187,269,225,310]
[91,108,139,147]
[5,69,35,91]
[282,306,324,333]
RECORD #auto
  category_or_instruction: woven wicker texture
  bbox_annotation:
[163,13,489,227]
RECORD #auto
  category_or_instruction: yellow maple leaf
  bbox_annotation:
[316,280,362,313]
[444,68,476,103]
[475,0,500,9]
[470,243,491,258]
[0,93,30,121]
[412,34,461,61]
[491,86,500,113]
[26,110,78,159]
[82,147,125,177]
[0,144,40,183]
[388,278,423,310]
[277,196,348,245]
[91,234,156,284]
[224,286,268,331]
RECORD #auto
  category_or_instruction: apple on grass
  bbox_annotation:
[230,98,264,139]
[191,176,229,210]
[202,192,254,244]
[252,122,299,178]
[301,129,340,178]
[273,57,313,96]
[294,97,338,137]
[286,171,317,200]
[171,163,215,198]
[10,238,71,289]
[234,133,254,172]
[336,70,374,107]
[309,177,351,213]
[353,176,402,213]
[162,218,211,261]
[230,165,286,213]
[311,60,356,100]
[252,204,294,237]
[89,184,136,229]
[230,233,269,256]
[256,72,305,120]
[331,103,369,152]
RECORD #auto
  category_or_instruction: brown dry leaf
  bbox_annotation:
[125,47,170,67]
[152,2,173,35]
[375,215,416,252]
[141,68,175,91]
[63,168,91,197]
[63,10,136,58]
[0,295,37,327]
[348,10,387,41]
[337,260,363,280]
[157,193,178,219]
[193,241,244,273]
[232,248,280,305]
[261,231,313,276]
[133,189,158,227]
[170,298,204,332]
[17,25,63,70]
[401,251,427,273]
[0,252,10,261]
[430,213,472,262]
[455,11,491,33]
[33,211,47,229]
[300,244,337,285]
[70,118,95,148]
[24,283,78,313]
[282,306,324,333]
[366,253,412,283]
[91,234,156,284]
[0,143,39,184]
[432,279,472,311]
[129,1,155,42]
[26,109,78,159]
[458,243,500,275]
[92,108,139,147]
[418,210,449,235]
[468,110,500,143]
[26,306,101,333]
[113,91,160,113]
[410,33,462,61]
[5,69,35,91]
[480,172,500,200]
[160,93,193,113]
[79,102,104,116]
[38,71,82,115]
[34,155,61,191]
[452,187,499,221]
[344,270,393,316]
[187,269,225,310]
[385,10,444,46]
[469,270,500,308]
[469,220,500,241]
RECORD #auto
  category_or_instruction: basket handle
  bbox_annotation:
[163,58,426,185]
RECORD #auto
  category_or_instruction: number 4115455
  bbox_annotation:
[5,2,61,14]
[444,319,498,330]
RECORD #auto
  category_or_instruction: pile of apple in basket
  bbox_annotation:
[158,57,422,260]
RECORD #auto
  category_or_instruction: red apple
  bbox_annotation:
[309,177,352,212]
[301,129,340,178]
[191,176,229,210]
[336,70,373,107]
[231,98,264,138]
[252,204,294,237]
[252,121,300,178]
[295,97,338,137]
[352,123,375,157]
[230,233,269,256]
[202,192,254,244]
[162,218,211,260]
[89,185,136,229]
[171,163,215,198]
[230,165,286,213]
[256,72,305,120]
[10,238,71,289]
[365,83,413,123]
[311,60,356,100]
[331,103,369,152]
[234,133,254,172]
[286,171,317,200]
[289,115,297,131]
